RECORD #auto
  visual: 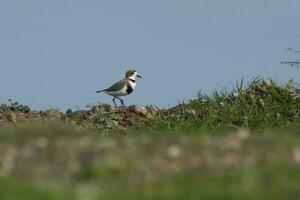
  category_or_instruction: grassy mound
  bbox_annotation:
[145,79,300,132]
[1,79,300,134]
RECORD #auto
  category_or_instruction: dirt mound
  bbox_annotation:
[0,104,156,130]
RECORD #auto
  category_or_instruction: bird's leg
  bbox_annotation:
[112,98,118,107]
[120,99,125,106]
[116,97,125,106]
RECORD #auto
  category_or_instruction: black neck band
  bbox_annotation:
[129,79,136,83]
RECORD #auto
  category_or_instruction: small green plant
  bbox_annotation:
[84,103,119,135]
[0,99,30,113]
[45,108,62,120]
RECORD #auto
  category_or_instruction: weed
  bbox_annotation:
[0,99,30,113]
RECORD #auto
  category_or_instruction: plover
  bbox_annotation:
[96,69,142,107]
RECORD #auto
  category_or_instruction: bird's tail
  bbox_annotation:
[96,90,104,93]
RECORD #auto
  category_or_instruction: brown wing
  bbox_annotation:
[102,79,128,92]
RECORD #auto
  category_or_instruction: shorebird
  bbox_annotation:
[96,69,142,107]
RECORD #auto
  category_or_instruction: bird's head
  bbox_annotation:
[125,69,142,80]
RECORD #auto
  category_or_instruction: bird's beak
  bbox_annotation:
[137,75,142,78]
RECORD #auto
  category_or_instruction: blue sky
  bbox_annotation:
[0,0,299,110]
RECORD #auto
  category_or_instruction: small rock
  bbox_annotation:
[258,98,265,107]
[201,98,208,103]
[263,80,272,87]
[293,148,300,164]
[167,145,182,158]
[129,105,148,117]
[185,109,196,116]
[6,112,17,123]
[233,92,239,98]
[219,102,225,108]
[112,120,119,126]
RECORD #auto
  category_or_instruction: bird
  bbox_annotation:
[96,69,142,107]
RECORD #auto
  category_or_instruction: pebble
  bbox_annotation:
[167,145,182,158]
[201,98,208,103]
[185,109,196,116]
[6,112,17,123]
[293,148,300,164]
[263,80,272,87]
[129,105,148,116]
[219,102,225,108]
[258,98,265,107]
[233,92,239,98]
